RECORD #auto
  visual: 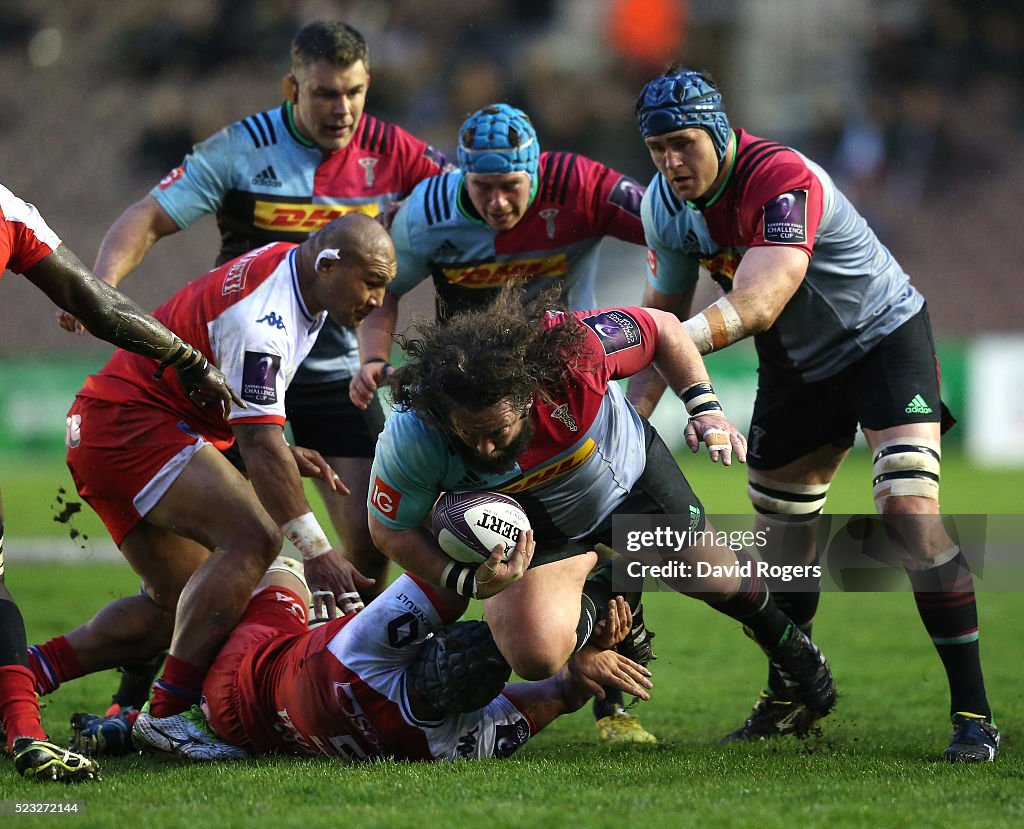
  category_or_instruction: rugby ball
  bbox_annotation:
[432,491,531,564]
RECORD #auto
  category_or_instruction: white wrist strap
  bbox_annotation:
[281,512,332,560]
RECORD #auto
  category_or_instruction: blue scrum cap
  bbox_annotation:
[635,70,731,161]
[457,104,539,179]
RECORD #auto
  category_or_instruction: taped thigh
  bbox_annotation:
[747,470,830,521]
[872,436,941,508]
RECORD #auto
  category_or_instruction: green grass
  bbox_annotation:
[1,449,1022,826]
[2,447,1021,542]
[0,565,1021,827]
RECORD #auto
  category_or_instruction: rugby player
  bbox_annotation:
[629,67,997,761]
[0,182,237,780]
[28,214,395,760]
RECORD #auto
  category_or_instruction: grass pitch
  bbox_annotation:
[0,449,1021,827]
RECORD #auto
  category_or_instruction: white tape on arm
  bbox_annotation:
[684,297,745,354]
[282,512,332,561]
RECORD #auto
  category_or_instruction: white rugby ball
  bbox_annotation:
[432,491,531,564]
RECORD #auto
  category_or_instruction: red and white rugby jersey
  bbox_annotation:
[77,242,324,449]
[226,575,534,761]
[1,183,61,276]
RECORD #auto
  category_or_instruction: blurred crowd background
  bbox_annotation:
[1,0,1022,358]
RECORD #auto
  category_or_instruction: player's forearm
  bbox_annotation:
[647,308,713,394]
[357,292,399,364]
[368,520,451,585]
[234,426,315,526]
[93,197,177,286]
[625,367,668,419]
[31,247,188,359]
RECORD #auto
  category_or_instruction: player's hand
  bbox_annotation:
[568,645,652,702]
[56,308,88,334]
[304,550,375,613]
[589,596,632,650]
[683,412,747,466]
[289,445,349,495]
[375,200,403,232]
[473,529,535,600]
[349,360,393,410]
[179,363,245,418]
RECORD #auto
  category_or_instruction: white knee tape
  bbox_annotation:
[748,470,829,516]
[872,437,941,506]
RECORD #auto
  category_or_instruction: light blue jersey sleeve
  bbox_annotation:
[641,180,701,296]
[387,191,434,298]
[150,126,239,229]
[368,409,450,530]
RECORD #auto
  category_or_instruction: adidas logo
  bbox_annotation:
[905,394,933,414]
[251,166,282,188]
[688,504,701,532]
[434,240,463,260]
[454,469,486,489]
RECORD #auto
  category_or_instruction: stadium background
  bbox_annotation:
[2,0,1023,468]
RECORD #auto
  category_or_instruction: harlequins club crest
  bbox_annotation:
[359,158,379,187]
[538,208,559,239]
[550,403,578,432]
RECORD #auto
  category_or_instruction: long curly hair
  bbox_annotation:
[389,284,591,430]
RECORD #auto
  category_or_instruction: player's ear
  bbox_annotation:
[282,73,299,104]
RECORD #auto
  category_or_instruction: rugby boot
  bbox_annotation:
[13,737,100,782]
[761,626,835,720]
[720,690,817,743]
[943,713,999,762]
[132,704,249,762]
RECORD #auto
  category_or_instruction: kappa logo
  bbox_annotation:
[256,311,287,331]
[371,476,402,516]
[251,165,282,188]
[550,403,578,432]
[905,394,933,414]
[358,158,379,186]
[538,208,559,239]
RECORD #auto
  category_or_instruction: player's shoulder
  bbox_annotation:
[536,151,590,205]
[218,105,287,152]
[398,170,462,229]
[732,128,813,189]
[354,113,432,155]
[643,172,686,223]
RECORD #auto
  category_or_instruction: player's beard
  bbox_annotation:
[455,416,535,475]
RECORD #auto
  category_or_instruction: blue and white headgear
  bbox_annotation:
[457,104,539,180]
[635,70,731,162]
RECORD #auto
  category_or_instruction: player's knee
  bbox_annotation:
[502,633,574,681]
[872,437,941,513]
[227,518,284,569]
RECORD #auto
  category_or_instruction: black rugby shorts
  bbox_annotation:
[747,308,949,470]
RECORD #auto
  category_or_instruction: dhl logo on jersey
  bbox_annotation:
[698,248,742,291]
[440,253,568,289]
[497,439,596,495]
[253,201,379,233]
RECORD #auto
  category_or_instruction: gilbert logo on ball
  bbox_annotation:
[432,491,531,564]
